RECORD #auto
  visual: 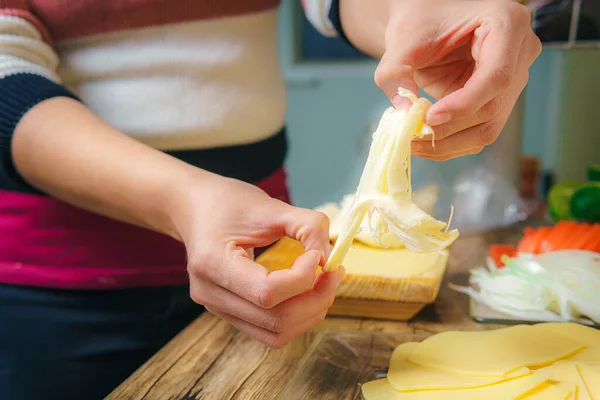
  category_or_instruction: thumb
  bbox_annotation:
[274,204,332,266]
[375,49,419,111]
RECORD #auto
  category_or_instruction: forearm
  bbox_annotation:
[12,97,209,241]
[338,0,392,58]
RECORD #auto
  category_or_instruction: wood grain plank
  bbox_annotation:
[108,221,537,400]
[172,331,272,399]
[230,333,317,400]
[107,314,228,400]
[139,319,239,400]
[313,317,363,332]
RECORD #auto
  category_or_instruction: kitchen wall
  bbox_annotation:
[554,49,600,182]
[277,1,577,209]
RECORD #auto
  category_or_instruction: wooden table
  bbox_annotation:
[107,223,534,400]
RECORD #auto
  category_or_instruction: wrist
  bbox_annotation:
[161,166,224,245]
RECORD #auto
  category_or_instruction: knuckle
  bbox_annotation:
[491,65,512,91]
[471,146,485,155]
[481,97,503,120]
[311,211,330,232]
[263,312,287,333]
[531,36,543,59]
[478,122,501,146]
[509,2,532,26]
[374,63,412,92]
[374,64,392,90]
[256,284,276,309]
[187,249,214,279]
[189,288,207,306]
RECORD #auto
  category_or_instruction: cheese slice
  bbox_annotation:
[520,381,576,399]
[535,323,600,347]
[547,361,592,400]
[576,363,600,399]
[407,325,585,376]
[387,342,530,391]
[567,347,600,364]
[362,369,551,400]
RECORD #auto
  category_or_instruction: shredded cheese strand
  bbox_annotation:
[323,89,459,272]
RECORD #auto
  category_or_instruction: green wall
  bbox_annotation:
[554,49,600,182]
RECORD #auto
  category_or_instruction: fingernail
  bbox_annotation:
[392,95,412,111]
[426,112,451,126]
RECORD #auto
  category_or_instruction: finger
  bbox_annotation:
[411,118,505,158]
[417,37,532,157]
[197,266,344,333]
[413,146,485,162]
[374,51,420,109]
[416,31,532,143]
[414,96,505,141]
[191,242,322,309]
[235,248,323,309]
[275,206,332,265]
[415,44,475,100]
[426,12,528,125]
[210,308,328,349]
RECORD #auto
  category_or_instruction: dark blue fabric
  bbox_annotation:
[328,0,356,49]
[0,283,204,400]
[0,72,289,196]
[0,73,81,195]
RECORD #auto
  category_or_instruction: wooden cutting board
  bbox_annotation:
[256,238,449,321]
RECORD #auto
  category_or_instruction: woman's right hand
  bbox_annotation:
[13,97,342,348]
[170,172,345,348]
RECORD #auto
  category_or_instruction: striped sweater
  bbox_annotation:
[0,0,345,289]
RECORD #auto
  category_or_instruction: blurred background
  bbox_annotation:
[278,0,600,232]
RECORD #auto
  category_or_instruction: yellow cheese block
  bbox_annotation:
[337,243,446,278]
[521,381,576,399]
[362,369,551,400]
[256,237,448,303]
[407,325,585,376]
[387,342,530,391]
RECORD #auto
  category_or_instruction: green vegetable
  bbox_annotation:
[588,165,600,182]
[570,185,600,223]
[548,181,583,221]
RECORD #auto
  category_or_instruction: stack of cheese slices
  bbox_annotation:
[362,322,600,399]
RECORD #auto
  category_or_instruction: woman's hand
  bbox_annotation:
[14,98,343,349]
[341,0,542,160]
[171,174,344,348]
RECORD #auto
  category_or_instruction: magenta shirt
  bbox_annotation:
[0,168,290,290]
